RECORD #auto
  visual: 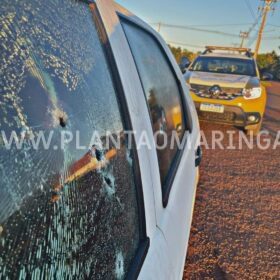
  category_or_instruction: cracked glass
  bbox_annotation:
[0,0,141,279]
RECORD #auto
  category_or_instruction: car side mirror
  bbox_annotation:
[261,72,273,81]
[179,57,191,74]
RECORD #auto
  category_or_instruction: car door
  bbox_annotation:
[102,2,201,279]
[94,0,175,279]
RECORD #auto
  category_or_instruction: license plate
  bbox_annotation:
[200,103,224,113]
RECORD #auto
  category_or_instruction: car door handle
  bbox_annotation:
[195,146,202,167]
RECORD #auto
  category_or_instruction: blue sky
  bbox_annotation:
[116,0,280,54]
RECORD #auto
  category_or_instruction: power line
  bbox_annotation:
[167,40,205,49]
[247,13,262,35]
[268,23,280,27]
[271,0,278,11]
[153,22,242,38]
[248,29,260,47]
[245,0,257,19]
[263,28,279,32]
[151,19,264,40]
[263,36,280,39]
[150,22,255,28]
[243,12,263,47]
[240,31,249,47]
[152,1,279,53]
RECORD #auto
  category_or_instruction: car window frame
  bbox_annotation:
[118,14,193,208]
[89,3,150,279]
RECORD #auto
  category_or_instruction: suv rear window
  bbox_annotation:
[190,56,257,77]
[0,1,143,279]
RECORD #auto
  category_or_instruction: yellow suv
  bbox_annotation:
[182,46,267,135]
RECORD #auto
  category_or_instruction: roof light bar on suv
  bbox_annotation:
[203,46,253,58]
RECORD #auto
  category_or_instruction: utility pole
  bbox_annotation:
[240,31,249,47]
[254,0,277,58]
[158,22,162,33]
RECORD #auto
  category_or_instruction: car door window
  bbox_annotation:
[0,1,145,279]
[121,19,188,203]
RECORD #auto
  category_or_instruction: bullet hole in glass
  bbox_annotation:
[0,1,141,277]
[104,176,112,187]
[91,145,103,161]
[95,149,102,161]
[59,116,67,128]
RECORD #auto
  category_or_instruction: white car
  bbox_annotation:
[0,0,200,279]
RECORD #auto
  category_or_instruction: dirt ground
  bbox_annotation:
[184,82,280,280]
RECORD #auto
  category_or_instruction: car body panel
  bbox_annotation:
[96,0,158,240]
[97,0,200,278]
[138,229,173,280]
[190,84,267,116]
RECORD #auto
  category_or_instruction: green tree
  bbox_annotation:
[257,50,280,80]
[257,51,279,69]
[168,45,198,63]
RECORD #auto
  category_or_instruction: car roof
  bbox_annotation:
[199,52,254,61]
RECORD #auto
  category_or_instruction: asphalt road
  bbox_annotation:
[184,82,280,280]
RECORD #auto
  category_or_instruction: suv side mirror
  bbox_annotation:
[179,56,191,74]
[261,72,273,81]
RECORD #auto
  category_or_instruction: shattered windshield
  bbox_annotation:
[0,0,141,279]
